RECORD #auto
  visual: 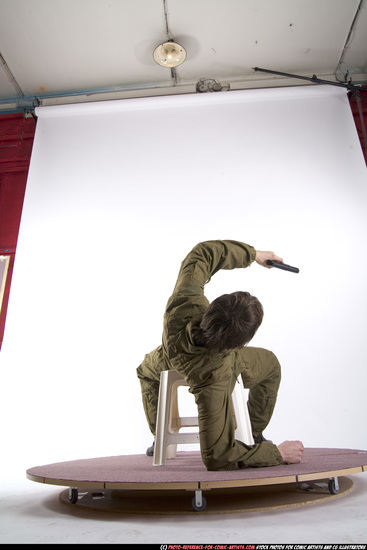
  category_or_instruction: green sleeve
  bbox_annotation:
[173,240,256,295]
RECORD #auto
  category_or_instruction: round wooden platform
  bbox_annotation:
[27,448,367,514]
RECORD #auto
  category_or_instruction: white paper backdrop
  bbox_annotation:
[1,86,366,477]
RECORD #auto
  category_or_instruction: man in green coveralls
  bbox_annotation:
[137,240,304,471]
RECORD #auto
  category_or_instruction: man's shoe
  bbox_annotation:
[146,440,155,456]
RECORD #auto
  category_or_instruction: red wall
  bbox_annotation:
[0,113,36,348]
[348,89,367,165]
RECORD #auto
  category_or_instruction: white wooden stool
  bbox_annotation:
[153,369,254,466]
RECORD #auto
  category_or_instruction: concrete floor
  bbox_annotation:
[1,470,367,544]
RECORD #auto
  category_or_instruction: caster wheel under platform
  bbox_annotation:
[59,477,353,515]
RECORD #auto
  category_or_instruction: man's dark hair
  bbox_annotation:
[192,291,264,353]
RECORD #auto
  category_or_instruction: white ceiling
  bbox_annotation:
[0,0,366,112]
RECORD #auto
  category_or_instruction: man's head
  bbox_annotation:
[193,291,264,353]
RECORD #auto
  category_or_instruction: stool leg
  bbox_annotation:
[232,380,254,446]
[153,372,170,466]
[153,370,200,466]
[153,372,180,465]
[166,384,179,459]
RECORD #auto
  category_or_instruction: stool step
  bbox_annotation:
[175,417,198,427]
[164,433,200,445]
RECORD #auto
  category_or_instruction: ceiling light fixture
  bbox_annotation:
[153,41,186,68]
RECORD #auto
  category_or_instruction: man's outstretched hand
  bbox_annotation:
[277,440,304,464]
[255,250,284,268]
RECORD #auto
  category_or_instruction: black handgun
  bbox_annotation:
[266,260,299,273]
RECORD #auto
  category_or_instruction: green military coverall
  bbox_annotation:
[137,240,283,471]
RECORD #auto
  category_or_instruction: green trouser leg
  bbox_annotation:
[191,365,282,471]
[234,346,281,438]
[136,346,167,435]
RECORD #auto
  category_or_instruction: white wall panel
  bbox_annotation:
[1,86,366,473]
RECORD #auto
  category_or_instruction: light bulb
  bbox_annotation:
[153,42,187,68]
